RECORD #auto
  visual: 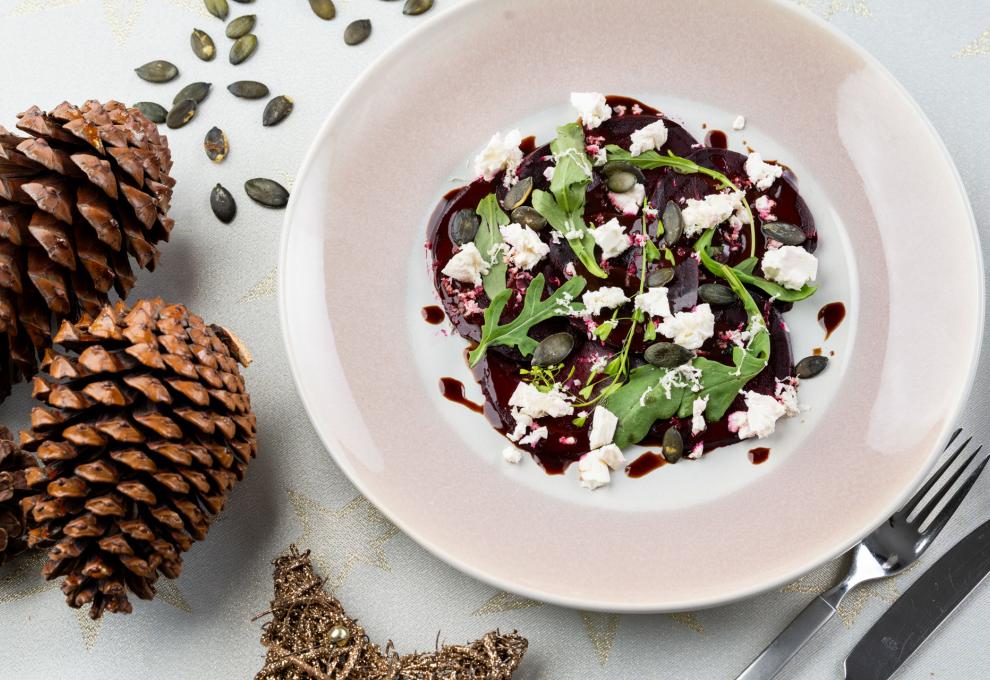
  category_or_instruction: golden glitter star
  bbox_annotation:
[954,29,990,58]
[792,0,872,20]
[580,612,621,666]
[239,266,278,303]
[472,591,544,616]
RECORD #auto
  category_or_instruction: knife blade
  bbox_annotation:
[844,518,990,680]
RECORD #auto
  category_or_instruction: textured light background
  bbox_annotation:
[0,1,988,678]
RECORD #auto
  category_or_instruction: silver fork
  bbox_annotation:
[736,429,987,680]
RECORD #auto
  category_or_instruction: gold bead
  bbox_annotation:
[329,625,350,647]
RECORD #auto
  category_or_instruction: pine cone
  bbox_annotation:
[21,298,256,618]
[0,100,174,401]
[0,426,38,564]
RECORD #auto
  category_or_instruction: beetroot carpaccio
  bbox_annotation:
[426,93,824,490]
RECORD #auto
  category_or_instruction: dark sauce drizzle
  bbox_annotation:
[439,377,484,414]
[748,447,770,465]
[422,305,445,325]
[705,130,728,149]
[818,302,846,340]
[625,452,667,478]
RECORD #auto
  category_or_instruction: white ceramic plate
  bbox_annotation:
[279,0,983,612]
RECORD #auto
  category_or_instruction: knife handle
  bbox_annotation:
[735,582,848,680]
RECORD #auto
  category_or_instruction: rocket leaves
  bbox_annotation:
[473,194,510,300]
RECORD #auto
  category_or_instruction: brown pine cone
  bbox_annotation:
[0,100,174,401]
[21,298,256,618]
[0,426,38,564]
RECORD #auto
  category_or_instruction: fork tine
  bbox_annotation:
[921,449,988,542]
[901,436,973,517]
[944,428,963,450]
[913,444,981,523]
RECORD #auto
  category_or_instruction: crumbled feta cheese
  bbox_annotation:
[563,262,577,278]
[634,287,671,319]
[592,146,608,166]
[761,246,818,290]
[598,444,626,470]
[775,378,802,417]
[543,165,555,182]
[629,120,668,156]
[581,286,629,317]
[570,92,612,129]
[549,229,563,244]
[691,396,709,435]
[592,218,631,259]
[754,195,776,221]
[727,391,787,439]
[588,406,618,449]
[657,304,715,350]
[687,442,704,459]
[441,242,489,285]
[745,152,783,191]
[474,129,523,186]
[681,190,745,237]
[508,382,574,419]
[499,223,549,271]
[502,446,523,464]
[577,450,611,490]
[519,425,549,447]
[506,410,533,442]
[657,364,703,399]
[589,356,609,375]
[639,385,653,406]
[732,115,746,131]
[608,182,646,216]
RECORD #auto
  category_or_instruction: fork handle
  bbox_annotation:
[735,582,848,680]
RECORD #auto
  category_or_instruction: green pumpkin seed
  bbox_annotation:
[245,178,289,208]
[501,177,533,211]
[662,427,684,463]
[309,0,336,19]
[211,184,236,223]
[532,333,575,367]
[403,0,434,15]
[606,170,638,194]
[229,34,258,65]
[231,0,253,3]
[646,267,674,288]
[134,60,179,83]
[204,127,229,163]
[761,221,807,246]
[227,80,269,99]
[172,82,212,106]
[644,342,693,369]
[204,0,229,20]
[662,200,683,245]
[795,355,828,379]
[698,283,737,306]
[448,209,479,246]
[262,96,294,127]
[510,206,547,232]
[344,19,372,45]
[165,99,197,129]
[602,161,646,184]
[226,14,256,38]
[133,102,167,124]
[190,29,216,61]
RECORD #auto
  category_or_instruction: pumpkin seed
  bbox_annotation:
[606,170,637,194]
[698,283,737,305]
[229,34,258,64]
[510,206,547,232]
[231,0,253,3]
[602,161,646,184]
[204,0,229,20]
[245,178,289,208]
[134,60,179,83]
[172,82,212,106]
[795,355,828,379]
[165,99,197,129]
[309,0,336,19]
[262,95,294,127]
[211,184,236,223]
[403,0,434,15]
[190,29,216,61]
[532,333,575,367]
[662,427,684,464]
[644,342,693,369]
[344,19,372,45]
[646,267,674,288]
[225,14,256,38]
[133,102,167,124]
[448,209,479,246]
[227,80,270,99]
[761,221,807,246]
[204,127,229,163]
[662,200,683,245]
[501,177,533,211]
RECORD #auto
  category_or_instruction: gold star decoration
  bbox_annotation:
[792,0,872,20]
[953,29,990,58]
[239,266,278,303]
[580,612,621,666]
[287,491,400,593]
[472,591,544,616]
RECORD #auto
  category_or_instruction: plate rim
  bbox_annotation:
[278,0,985,612]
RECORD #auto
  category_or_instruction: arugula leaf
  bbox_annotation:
[473,194,509,300]
[695,230,817,302]
[735,256,759,276]
[608,364,688,448]
[468,274,587,366]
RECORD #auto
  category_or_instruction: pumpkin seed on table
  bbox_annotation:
[190,29,216,61]
[795,355,828,379]
[510,206,546,231]
[532,333,575,367]
[662,427,684,463]
[448,209,479,245]
[204,127,229,163]
[172,82,211,105]
[344,19,372,45]
[646,267,674,287]
[698,283,737,305]
[501,177,532,211]
[761,221,807,246]
[229,34,258,65]
[262,96,294,127]
[133,102,167,124]
[166,99,197,129]
[644,342,692,369]
[227,80,269,99]
[309,0,336,19]
[226,14,256,39]
[134,60,179,83]
[231,0,253,3]
[211,184,237,223]
[204,0,228,19]
[403,0,434,15]
[662,200,683,245]
[245,178,290,208]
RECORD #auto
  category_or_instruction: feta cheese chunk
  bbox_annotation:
[570,92,612,129]
[588,406,619,449]
[775,378,802,417]
[629,120,668,156]
[508,382,574,419]
[732,115,747,131]
[519,425,549,447]
[581,286,629,317]
[474,129,523,185]
[506,410,533,442]
[608,182,646,216]
[681,190,745,237]
[745,152,783,190]
[727,391,787,439]
[499,223,549,271]
[577,450,611,490]
[592,218,631,259]
[502,446,523,464]
[634,287,672,318]
[657,304,715,350]
[597,444,626,470]
[753,194,776,221]
[441,242,489,285]
[691,396,709,436]
[761,245,818,290]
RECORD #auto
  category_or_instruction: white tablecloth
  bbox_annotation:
[1,1,988,678]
